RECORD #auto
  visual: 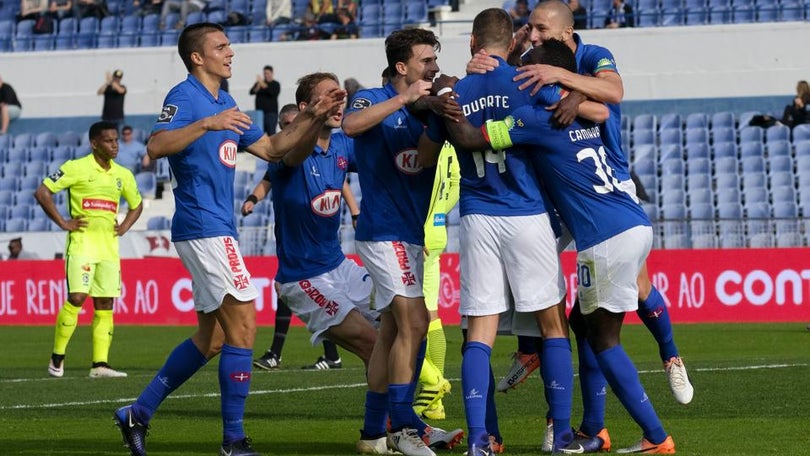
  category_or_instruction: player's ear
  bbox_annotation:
[395,61,408,77]
[298,101,308,112]
[190,51,204,67]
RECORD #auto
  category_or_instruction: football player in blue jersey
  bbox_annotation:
[112,22,346,456]
[439,38,677,456]
[420,9,575,455]
[342,28,464,456]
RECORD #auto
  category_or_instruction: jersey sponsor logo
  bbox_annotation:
[351,97,372,110]
[395,149,422,175]
[433,213,446,227]
[156,104,178,123]
[298,279,340,316]
[311,189,341,217]
[82,198,118,212]
[48,169,65,182]
[219,140,238,168]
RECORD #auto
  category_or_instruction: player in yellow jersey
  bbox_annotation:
[413,141,460,421]
[35,121,143,378]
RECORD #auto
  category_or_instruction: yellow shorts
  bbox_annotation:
[66,255,121,297]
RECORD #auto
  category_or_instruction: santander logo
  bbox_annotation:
[311,189,341,217]
[395,149,422,175]
[219,140,238,167]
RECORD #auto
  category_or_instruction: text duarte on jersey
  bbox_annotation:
[462,95,602,143]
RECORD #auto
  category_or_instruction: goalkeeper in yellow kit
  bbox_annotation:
[413,141,460,420]
[35,121,143,378]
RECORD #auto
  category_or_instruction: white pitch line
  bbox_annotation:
[2,363,807,411]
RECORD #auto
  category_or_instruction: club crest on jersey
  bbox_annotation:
[395,149,422,175]
[351,97,372,110]
[311,189,341,217]
[337,156,348,170]
[116,178,122,190]
[219,140,238,167]
[157,104,178,123]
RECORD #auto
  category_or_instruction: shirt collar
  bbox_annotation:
[187,74,227,105]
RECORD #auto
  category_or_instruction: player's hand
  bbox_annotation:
[403,80,433,104]
[466,49,499,75]
[513,24,531,52]
[432,74,459,95]
[514,64,562,95]
[61,217,87,232]
[307,87,347,119]
[105,71,112,83]
[241,201,254,216]
[433,96,463,123]
[549,91,586,127]
[206,106,253,134]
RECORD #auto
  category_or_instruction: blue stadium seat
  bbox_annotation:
[186,10,206,25]
[661,175,685,192]
[716,173,740,192]
[772,185,797,204]
[737,111,760,129]
[661,158,684,175]
[714,156,738,175]
[135,171,157,199]
[660,128,683,147]
[733,3,755,21]
[23,160,47,178]
[56,131,81,147]
[686,143,711,160]
[78,16,99,34]
[7,146,29,162]
[633,114,657,131]
[406,2,428,23]
[709,5,732,23]
[766,124,790,143]
[713,142,738,159]
[51,145,74,163]
[792,124,810,143]
[632,156,656,176]
[97,34,116,48]
[741,156,765,174]
[0,174,18,191]
[0,20,13,51]
[632,143,657,163]
[160,30,179,47]
[58,17,78,36]
[13,133,34,148]
[637,7,661,26]
[632,129,656,147]
[658,112,682,130]
[360,3,382,21]
[9,203,34,220]
[684,127,709,146]
[13,19,35,52]
[688,188,713,206]
[773,201,798,218]
[28,217,52,232]
[769,171,794,189]
[795,141,810,159]
[661,7,683,25]
[780,2,803,20]
[686,112,709,129]
[743,187,769,206]
[34,132,57,148]
[741,171,766,189]
[146,215,171,230]
[712,127,736,145]
[690,202,714,219]
[755,3,779,21]
[33,35,55,52]
[716,187,741,205]
[5,218,27,232]
[710,111,735,129]
[0,189,14,205]
[739,126,764,144]
[768,155,793,175]
[740,141,763,158]
[687,172,712,190]
[685,6,709,24]
[241,213,268,227]
[687,157,711,175]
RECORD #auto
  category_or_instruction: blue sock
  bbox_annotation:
[577,336,607,436]
[219,344,253,445]
[362,391,389,438]
[388,383,413,432]
[485,364,502,443]
[542,338,573,450]
[637,287,679,361]
[134,338,207,423]
[462,341,492,450]
[517,335,541,355]
[596,345,667,444]
[407,340,428,435]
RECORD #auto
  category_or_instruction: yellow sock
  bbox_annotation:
[91,310,114,364]
[419,356,442,387]
[53,302,81,355]
[427,318,447,375]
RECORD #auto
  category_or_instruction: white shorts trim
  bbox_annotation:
[175,236,258,314]
[356,240,424,311]
[278,259,378,345]
[459,213,566,317]
[577,225,652,315]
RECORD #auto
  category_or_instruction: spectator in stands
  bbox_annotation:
[305,0,333,22]
[250,65,281,135]
[296,15,330,39]
[133,0,163,16]
[780,80,810,128]
[160,0,207,30]
[330,7,357,39]
[509,0,531,30]
[47,0,74,20]
[117,125,148,172]
[336,0,356,19]
[568,0,587,29]
[73,0,109,19]
[97,69,126,127]
[266,0,291,25]
[5,238,39,260]
[605,0,634,27]
[17,0,48,21]
[0,76,22,136]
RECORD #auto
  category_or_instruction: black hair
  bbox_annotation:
[178,22,225,72]
[384,28,440,77]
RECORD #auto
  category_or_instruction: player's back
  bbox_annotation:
[452,57,545,218]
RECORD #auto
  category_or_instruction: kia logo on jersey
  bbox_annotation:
[219,140,238,167]
[395,149,422,175]
[311,189,341,217]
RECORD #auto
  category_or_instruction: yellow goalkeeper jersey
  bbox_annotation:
[424,142,460,251]
[44,154,142,261]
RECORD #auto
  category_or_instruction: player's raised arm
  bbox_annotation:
[342,80,431,136]
[147,106,253,159]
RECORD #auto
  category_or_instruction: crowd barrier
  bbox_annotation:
[0,249,807,325]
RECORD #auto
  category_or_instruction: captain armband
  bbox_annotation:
[483,120,514,151]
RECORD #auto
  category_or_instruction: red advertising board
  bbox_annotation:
[0,249,807,326]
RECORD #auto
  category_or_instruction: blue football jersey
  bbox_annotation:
[153,75,264,242]
[265,131,355,283]
[572,34,630,180]
[344,84,436,246]
[503,103,650,250]
[434,56,547,217]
